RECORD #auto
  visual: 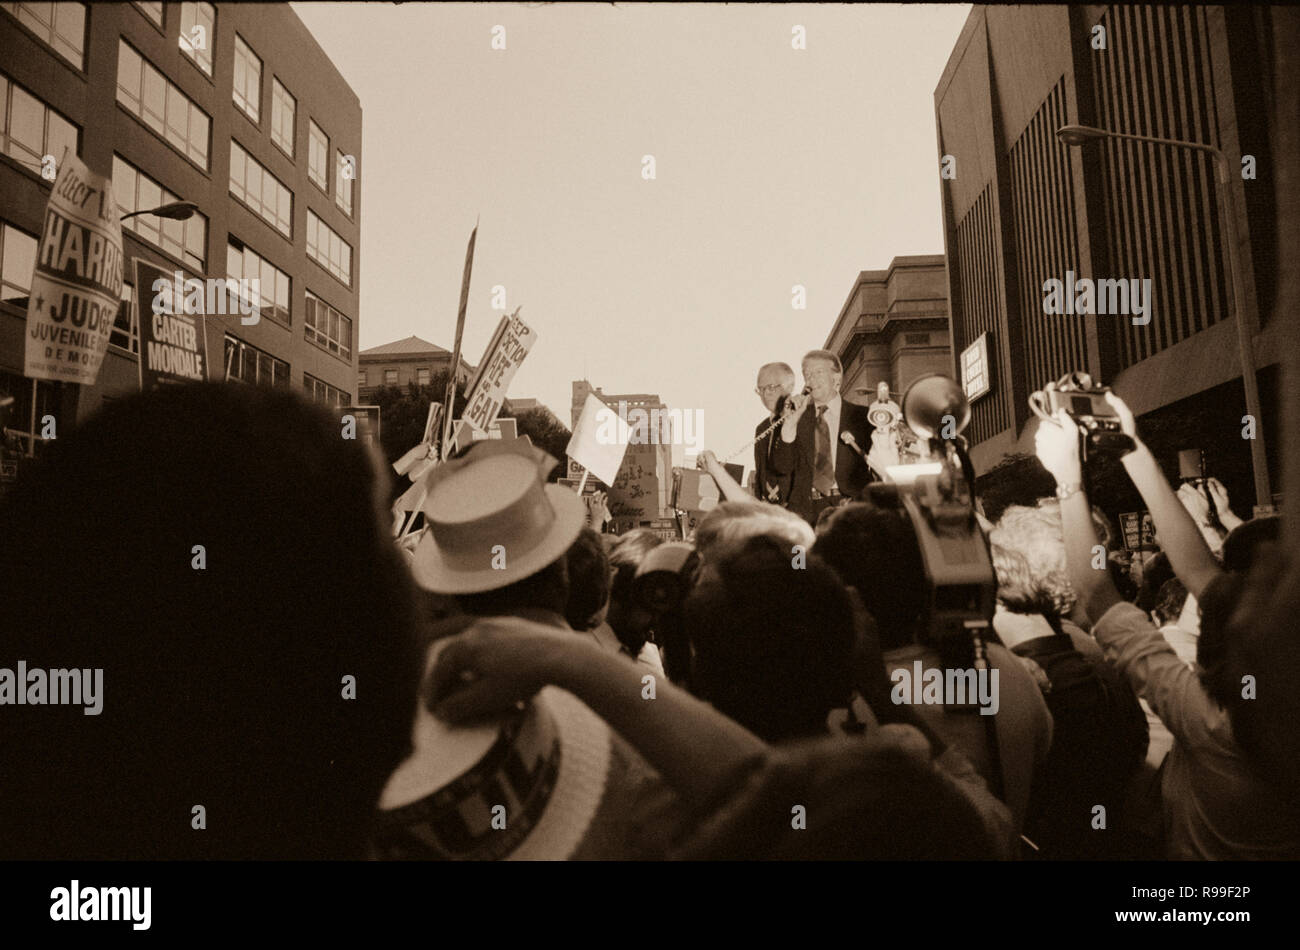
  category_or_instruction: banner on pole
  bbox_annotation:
[441,223,477,460]
[134,258,207,390]
[460,309,536,436]
[24,148,125,384]
[566,392,630,487]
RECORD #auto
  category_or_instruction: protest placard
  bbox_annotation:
[1119,511,1157,551]
[134,259,207,390]
[459,309,536,441]
[24,148,125,385]
[566,392,631,487]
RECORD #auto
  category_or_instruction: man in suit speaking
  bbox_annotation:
[770,350,876,526]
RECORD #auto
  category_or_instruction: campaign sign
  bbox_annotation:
[1119,511,1157,551]
[135,259,207,390]
[461,310,536,437]
[24,148,125,384]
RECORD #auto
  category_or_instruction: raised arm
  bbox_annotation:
[428,617,768,809]
[1105,392,1223,599]
[698,450,757,504]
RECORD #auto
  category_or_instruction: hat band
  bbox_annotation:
[433,481,557,574]
[370,704,561,860]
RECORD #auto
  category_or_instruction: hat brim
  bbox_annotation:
[411,484,587,594]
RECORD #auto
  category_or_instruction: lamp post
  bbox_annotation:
[120,200,198,222]
[1056,123,1272,510]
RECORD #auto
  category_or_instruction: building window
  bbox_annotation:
[384,369,397,386]
[1,3,87,70]
[270,77,294,158]
[116,40,210,169]
[335,151,353,216]
[308,119,328,192]
[229,140,292,238]
[113,155,208,269]
[416,367,430,386]
[0,370,62,459]
[304,290,352,360]
[132,1,162,27]
[0,220,38,304]
[178,2,215,77]
[0,72,80,177]
[304,373,348,406]
[305,211,351,287]
[109,281,139,354]
[223,334,288,388]
[227,238,290,327]
[232,34,261,123]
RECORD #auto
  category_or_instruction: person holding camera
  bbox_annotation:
[1035,388,1300,859]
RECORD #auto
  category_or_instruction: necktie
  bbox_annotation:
[814,405,835,496]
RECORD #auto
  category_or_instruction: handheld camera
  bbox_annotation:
[1029,371,1135,459]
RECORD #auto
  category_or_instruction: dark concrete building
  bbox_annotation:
[1,2,360,479]
[935,5,1287,507]
[823,254,952,404]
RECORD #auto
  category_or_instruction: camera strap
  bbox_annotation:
[970,627,1006,801]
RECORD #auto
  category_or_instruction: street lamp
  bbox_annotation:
[120,200,198,222]
[1055,123,1272,510]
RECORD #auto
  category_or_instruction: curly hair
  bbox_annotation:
[988,503,1077,619]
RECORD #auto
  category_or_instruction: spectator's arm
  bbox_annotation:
[1035,408,1123,622]
[1106,392,1223,600]
[698,451,756,504]
[429,618,768,810]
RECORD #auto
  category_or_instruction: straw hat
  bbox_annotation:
[410,439,585,594]
[371,639,613,860]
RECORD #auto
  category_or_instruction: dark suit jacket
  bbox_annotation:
[769,397,876,522]
[753,415,790,505]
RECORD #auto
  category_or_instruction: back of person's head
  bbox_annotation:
[0,383,423,859]
[1152,577,1189,626]
[604,528,665,656]
[976,453,1058,524]
[695,501,814,562]
[988,503,1075,619]
[563,527,610,630]
[1222,516,1281,575]
[455,557,570,618]
[812,502,927,651]
[1134,551,1174,614]
[685,534,854,742]
[671,728,1000,859]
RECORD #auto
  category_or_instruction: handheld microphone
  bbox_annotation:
[840,430,868,462]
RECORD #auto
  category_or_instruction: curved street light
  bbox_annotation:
[120,200,199,222]
[1055,123,1272,509]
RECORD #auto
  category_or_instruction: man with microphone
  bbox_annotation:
[770,350,875,526]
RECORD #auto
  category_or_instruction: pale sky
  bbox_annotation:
[292,1,971,477]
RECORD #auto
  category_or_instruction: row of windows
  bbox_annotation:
[229,139,292,237]
[113,154,208,270]
[0,70,79,175]
[304,373,349,407]
[306,210,351,287]
[232,33,259,123]
[0,220,37,304]
[227,238,290,328]
[304,291,353,360]
[1,2,86,70]
[116,38,210,169]
[224,334,289,388]
[358,368,432,388]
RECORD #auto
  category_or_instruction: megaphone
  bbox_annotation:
[901,373,970,441]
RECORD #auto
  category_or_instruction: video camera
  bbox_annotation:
[630,541,700,687]
[864,374,997,681]
[1029,371,1135,459]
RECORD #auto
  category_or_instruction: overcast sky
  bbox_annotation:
[292,1,971,476]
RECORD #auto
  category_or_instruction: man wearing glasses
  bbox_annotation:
[771,350,875,526]
[752,362,796,505]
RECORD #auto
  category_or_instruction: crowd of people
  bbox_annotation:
[0,373,1297,861]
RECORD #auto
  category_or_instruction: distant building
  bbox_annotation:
[822,255,952,404]
[356,335,473,400]
[570,380,673,531]
[505,397,538,412]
